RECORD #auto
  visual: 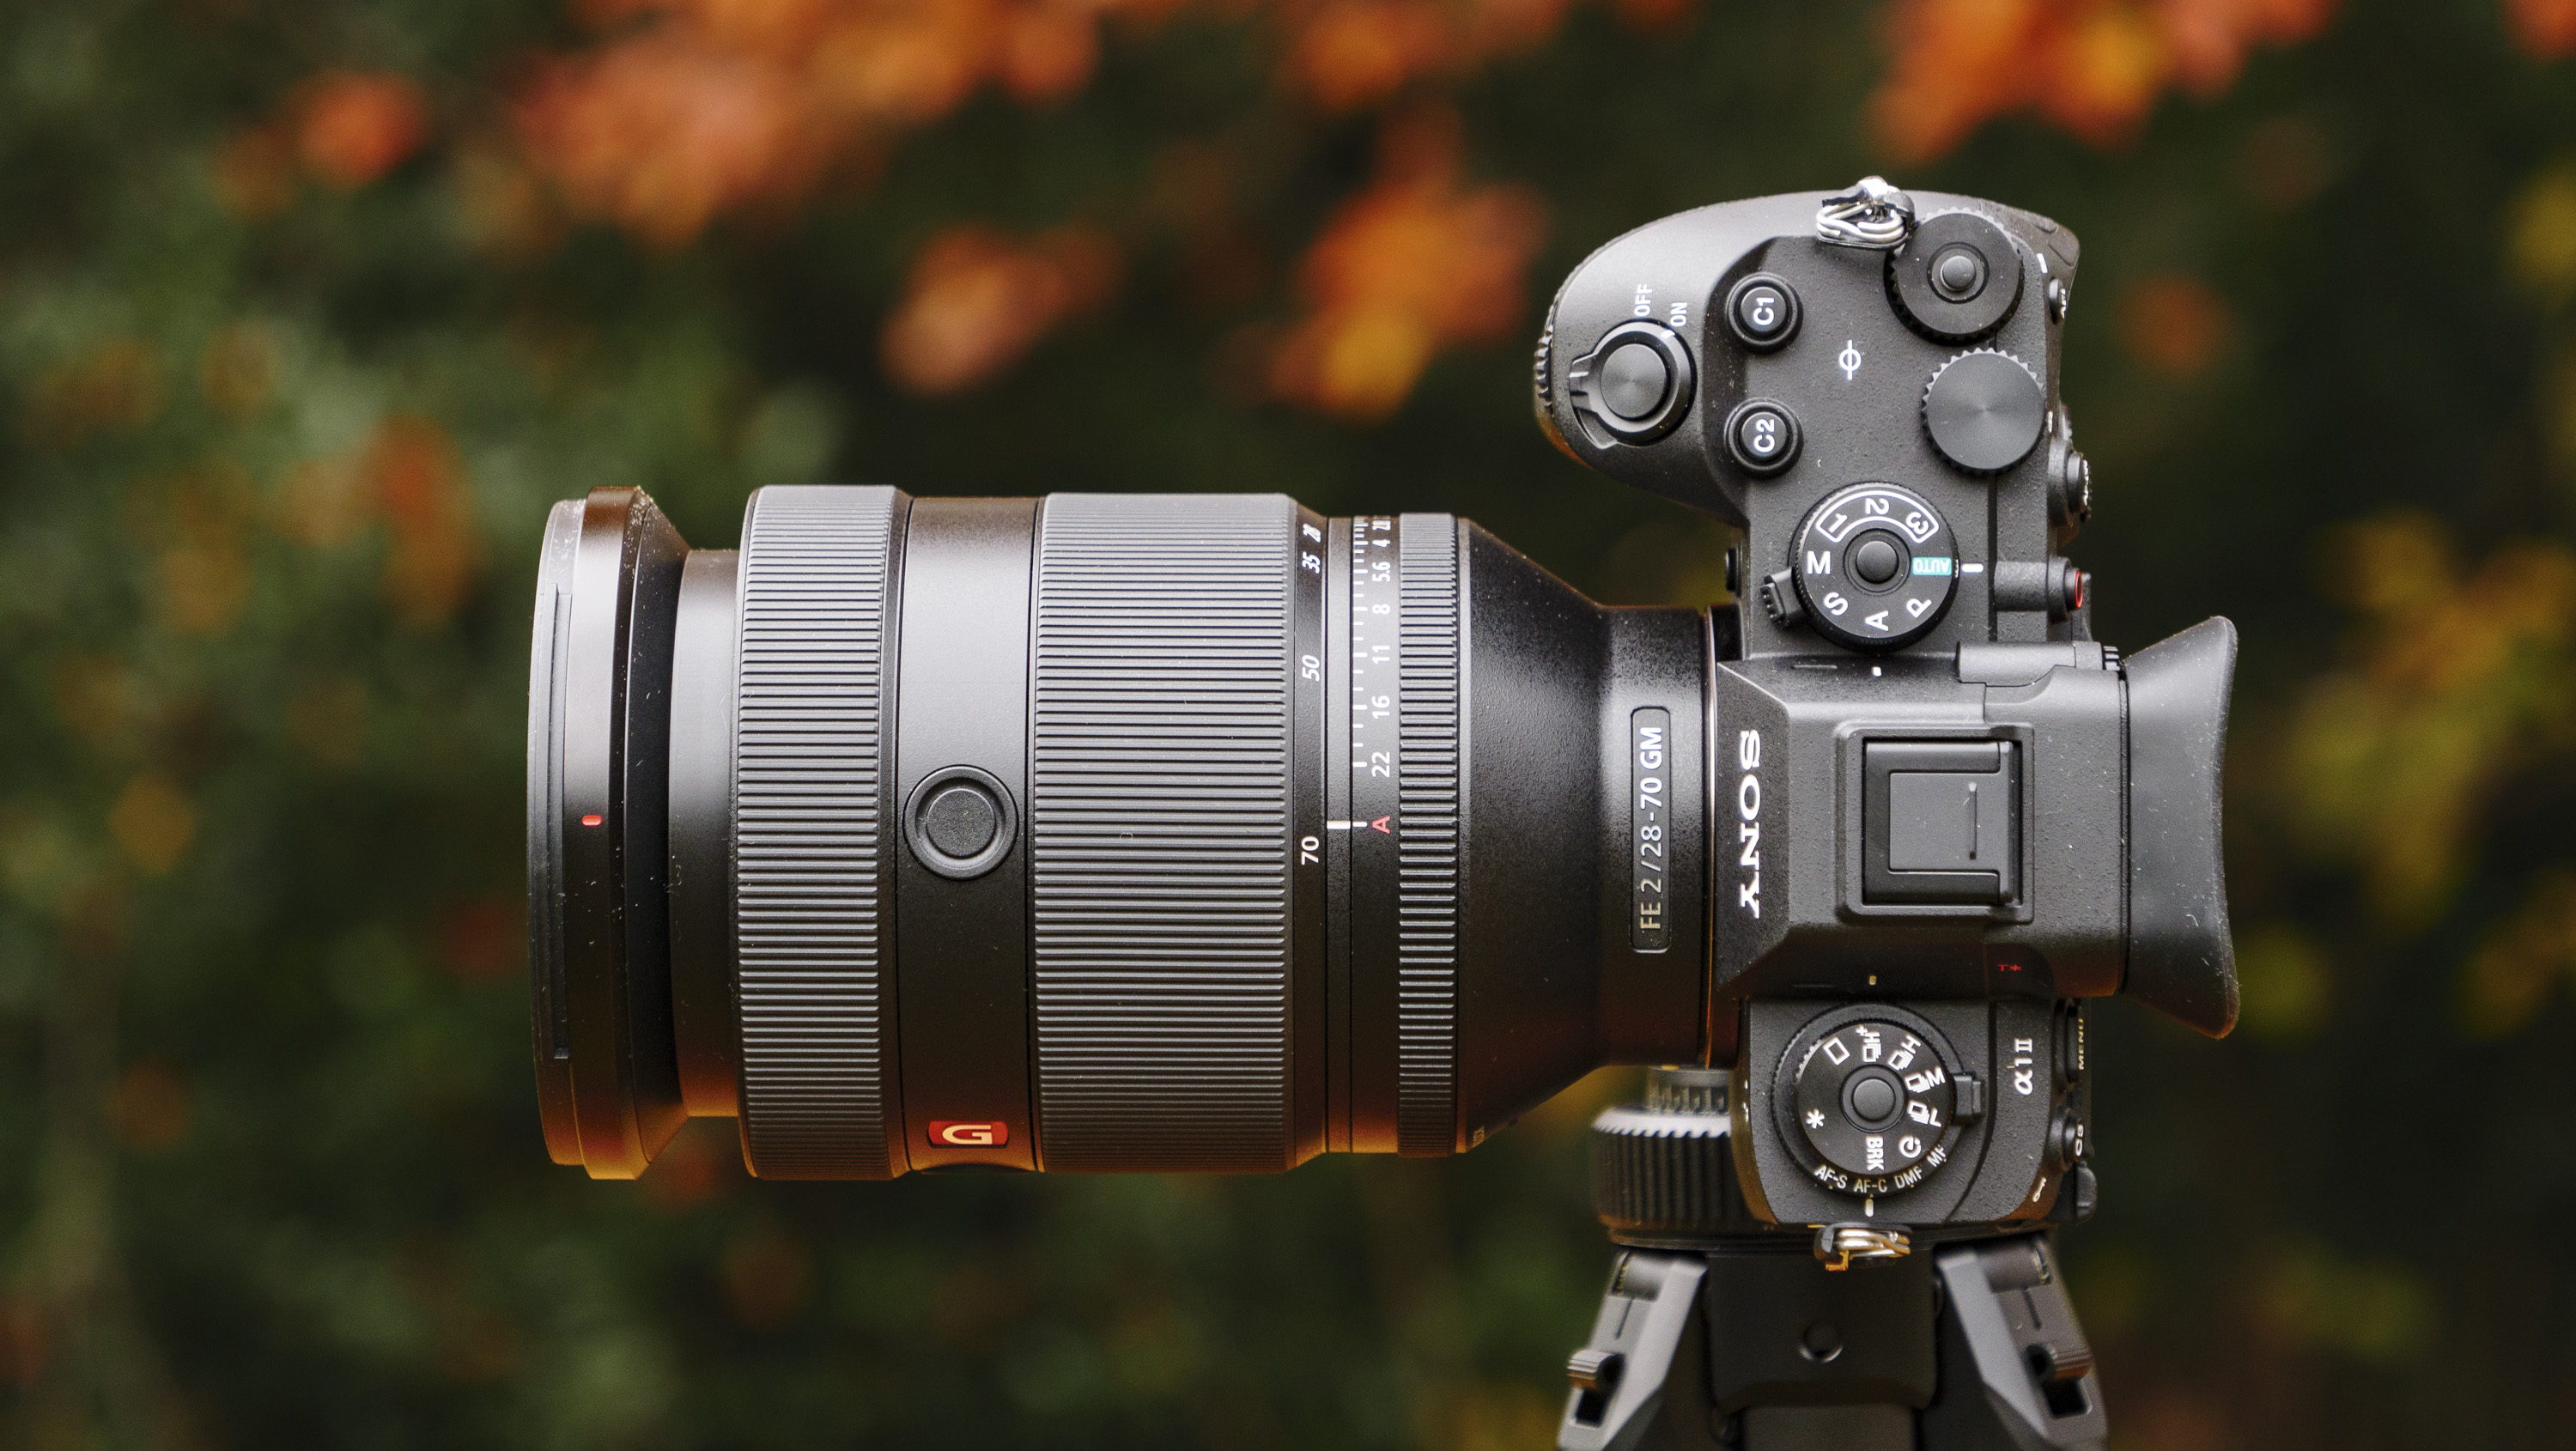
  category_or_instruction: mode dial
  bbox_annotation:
[1788,482,1959,651]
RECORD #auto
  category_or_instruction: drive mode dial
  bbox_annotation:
[1789,482,1958,650]
[1775,1008,1970,1199]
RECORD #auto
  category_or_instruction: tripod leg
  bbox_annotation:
[1920,1234,2108,1451]
[1557,1252,1718,1451]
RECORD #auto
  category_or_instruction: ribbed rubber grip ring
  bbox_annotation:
[732,485,902,1179]
[1029,494,1297,1172]
[1589,1103,1742,1242]
[1395,515,1461,1156]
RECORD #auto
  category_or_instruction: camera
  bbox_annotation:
[1534,179,2234,1235]
[526,182,2234,1245]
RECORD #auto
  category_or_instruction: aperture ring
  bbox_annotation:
[1395,515,1462,1155]
[733,485,904,1179]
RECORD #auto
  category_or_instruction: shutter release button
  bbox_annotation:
[1930,244,1987,301]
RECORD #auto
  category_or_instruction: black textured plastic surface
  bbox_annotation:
[1396,517,1462,1155]
[1030,494,1297,1171]
[733,485,903,1179]
[1590,1101,1747,1242]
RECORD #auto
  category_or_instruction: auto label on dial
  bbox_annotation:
[1790,482,1958,650]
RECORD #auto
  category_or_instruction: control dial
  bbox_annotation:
[1789,482,1959,650]
[1775,1010,1969,1198]
[1923,349,2046,474]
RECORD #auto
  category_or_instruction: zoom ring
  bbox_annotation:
[1030,495,1297,1172]
[733,486,902,1179]
[1395,516,1461,1156]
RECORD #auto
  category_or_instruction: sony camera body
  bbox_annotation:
[1537,183,2236,1234]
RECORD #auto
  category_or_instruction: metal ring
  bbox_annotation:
[1814,1222,1914,1271]
[1817,176,1916,250]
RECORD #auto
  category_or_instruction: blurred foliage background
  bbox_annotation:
[6,0,2576,1446]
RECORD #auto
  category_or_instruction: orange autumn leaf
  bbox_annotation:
[1267,110,1546,420]
[2508,0,2576,58]
[516,0,1172,245]
[880,224,1121,393]
[2117,272,2233,376]
[294,72,432,189]
[1869,0,2336,161]
[1276,0,1589,112]
[513,0,1630,244]
[367,416,480,628]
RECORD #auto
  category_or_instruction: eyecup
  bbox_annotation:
[2123,616,2239,1038]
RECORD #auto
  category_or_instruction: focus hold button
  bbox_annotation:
[1723,399,1801,476]
[1725,272,1801,350]
[923,783,1000,859]
[905,764,1018,880]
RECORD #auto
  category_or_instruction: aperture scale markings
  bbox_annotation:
[1351,516,1398,781]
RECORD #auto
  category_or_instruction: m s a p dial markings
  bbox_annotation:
[1789,482,1959,650]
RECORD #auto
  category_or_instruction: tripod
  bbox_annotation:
[1552,1071,2107,1451]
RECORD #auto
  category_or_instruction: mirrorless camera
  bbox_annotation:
[526,181,2235,1247]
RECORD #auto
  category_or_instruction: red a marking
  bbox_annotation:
[927,1120,1008,1147]
[1370,816,1392,834]
[1997,962,2022,973]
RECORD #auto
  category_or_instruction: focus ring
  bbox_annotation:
[1396,516,1461,1155]
[733,485,902,1179]
[1030,495,1297,1171]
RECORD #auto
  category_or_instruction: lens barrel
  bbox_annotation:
[530,487,1709,1179]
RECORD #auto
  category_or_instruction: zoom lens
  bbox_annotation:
[529,487,1709,1179]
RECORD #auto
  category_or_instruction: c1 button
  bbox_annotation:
[1725,272,1801,351]
[1723,399,1801,476]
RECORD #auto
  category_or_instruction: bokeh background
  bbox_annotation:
[5,0,2576,1445]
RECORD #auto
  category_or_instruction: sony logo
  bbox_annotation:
[1736,729,1761,918]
